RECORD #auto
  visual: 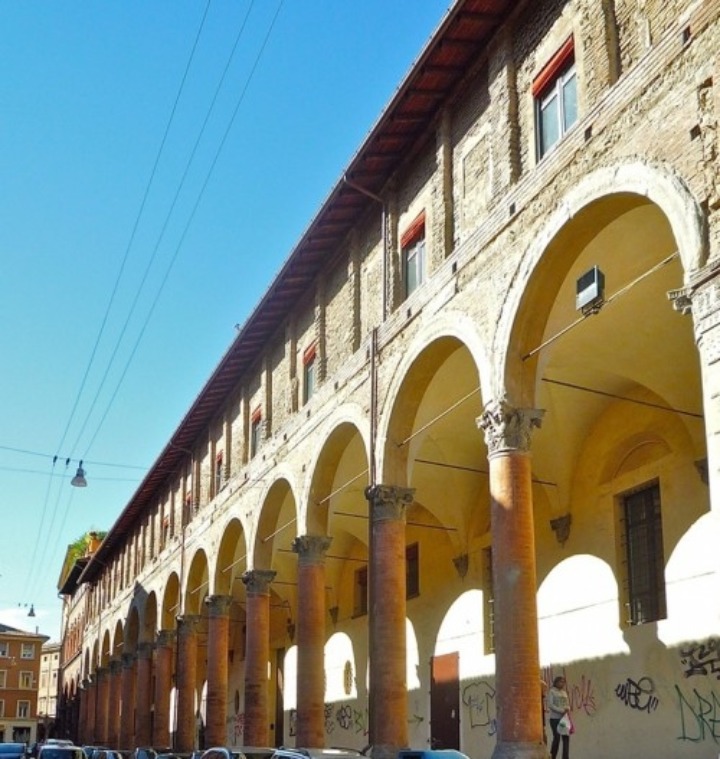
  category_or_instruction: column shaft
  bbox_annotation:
[242,570,275,747]
[176,616,202,752]
[366,485,413,759]
[153,630,175,750]
[96,667,110,745]
[135,643,154,747]
[119,653,137,748]
[107,660,122,748]
[480,399,546,759]
[205,596,232,747]
[293,535,331,747]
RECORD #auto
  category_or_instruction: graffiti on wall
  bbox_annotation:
[680,638,720,680]
[615,676,659,713]
[289,703,369,738]
[232,711,245,743]
[461,681,497,736]
[675,685,720,743]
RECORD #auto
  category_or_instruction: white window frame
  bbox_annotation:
[17,700,30,718]
[20,643,35,660]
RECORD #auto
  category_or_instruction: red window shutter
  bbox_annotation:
[401,210,426,249]
[532,36,574,97]
[251,406,262,424]
[303,342,317,366]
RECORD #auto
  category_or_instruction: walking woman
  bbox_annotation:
[547,675,571,759]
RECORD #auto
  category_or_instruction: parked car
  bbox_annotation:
[201,748,275,759]
[37,746,85,759]
[271,749,365,759]
[0,743,27,759]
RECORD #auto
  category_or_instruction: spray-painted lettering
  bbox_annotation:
[680,639,720,680]
[676,685,720,743]
[615,676,659,713]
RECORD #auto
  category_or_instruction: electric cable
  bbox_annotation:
[80,0,285,460]
[68,0,257,460]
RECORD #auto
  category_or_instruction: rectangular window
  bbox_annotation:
[353,566,368,617]
[19,671,32,689]
[303,343,317,404]
[20,643,34,659]
[162,514,170,547]
[0,700,4,717]
[623,482,667,625]
[214,452,224,495]
[406,543,420,599]
[0,671,6,688]
[17,700,29,718]
[534,36,577,158]
[183,491,194,525]
[0,643,7,657]
[401,211,426,298]
[250,407,262,458]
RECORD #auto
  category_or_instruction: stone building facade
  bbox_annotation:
[58,2,720,758]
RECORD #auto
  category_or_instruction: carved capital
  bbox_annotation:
[205,594,233,617]
[478,398,544,455]
[109,659,122,676]
[121,652,134,669]
[156,628,176,649]
[136,642,154,660]
[241,568,276,595]
[292,534,332,565]
[364,484,414,522]
[177,614,203,638]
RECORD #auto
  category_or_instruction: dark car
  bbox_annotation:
[37,747,85,759]
[0,744,27,759]
[202,748,275,759]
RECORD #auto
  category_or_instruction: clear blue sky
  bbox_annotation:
[0,1,450,641]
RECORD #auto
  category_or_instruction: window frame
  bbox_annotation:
[16,699,30,718]
[621,481,667,626]
[533,36,577,158]
[250,407,262,458]
[19,671,32,689]
[401,211,426,298]
[20,643,34,660]
[214,451,224,496]
[0,643,7,658]
[353,565,368,618]
[302,343,317,405]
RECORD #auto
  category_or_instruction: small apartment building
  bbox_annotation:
[58,2,720,759]
[0,624,49,744]
[37,642,60,741]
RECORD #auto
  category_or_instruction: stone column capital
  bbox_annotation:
[242,568,276,595]
[177,614,203,638]
[136,641,154,659]
[478,397,544,455]
[121,652,134,668]
[365,484,414,522]
[82,677,92,689]
[156,628,176,648]
[205,594,233,617]
[95,666,108,680]
[108,659,122,676]
[292,534,332,565]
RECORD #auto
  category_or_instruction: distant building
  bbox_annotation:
[56,532,104,744]
[0,623,49,744]
[37,642,61,741]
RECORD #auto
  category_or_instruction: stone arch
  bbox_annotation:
[184,549,210,614]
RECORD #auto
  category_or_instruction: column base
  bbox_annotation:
[491,741,548,759]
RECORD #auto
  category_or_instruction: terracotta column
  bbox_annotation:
[292,534,332,747]
[205,595,233,747]
[176,615,202,752]
[79,678,90,743]
[135,643,154,747]
[95,666,110,745]
[107,659,122,747]
[85,675,97,744]
[153,629,175,750]
[241,569,276,747]
[365,484,414,759]
[479,398,546,759]
[119,652,137,748]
